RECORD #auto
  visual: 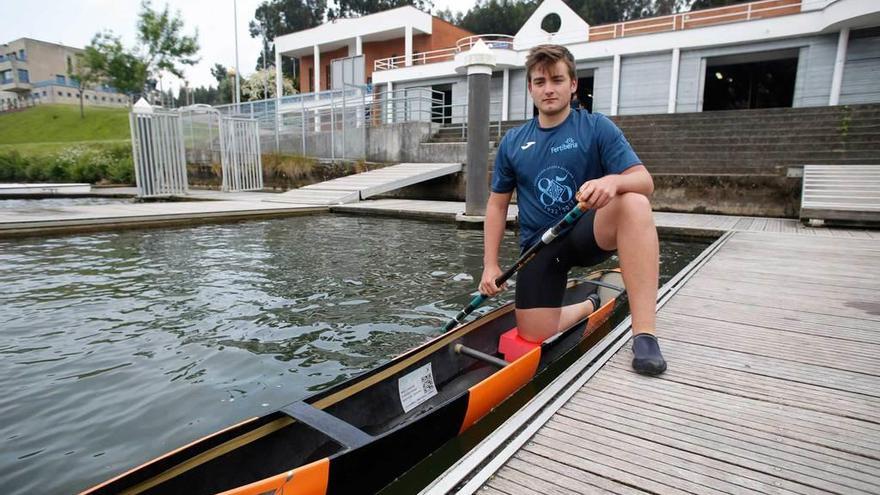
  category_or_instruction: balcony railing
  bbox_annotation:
[589,0,802,41]
[374,34,514,72]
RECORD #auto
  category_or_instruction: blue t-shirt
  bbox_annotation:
[492,110,642,250]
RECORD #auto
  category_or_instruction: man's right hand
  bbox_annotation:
[479,265,506,296]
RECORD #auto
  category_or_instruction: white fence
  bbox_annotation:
[130,107,189,197]
[220,117,263,191]
[131,102,263,197]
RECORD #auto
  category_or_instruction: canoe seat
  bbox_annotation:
[281,401,373,450]
[499,328,540,362]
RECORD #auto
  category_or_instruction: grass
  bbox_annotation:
[0,104,130,145]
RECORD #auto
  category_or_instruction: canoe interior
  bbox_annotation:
[91,270,625,495]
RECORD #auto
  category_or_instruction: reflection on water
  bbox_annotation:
[0,215,707,494]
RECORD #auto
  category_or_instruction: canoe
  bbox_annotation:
[83,269,626,495]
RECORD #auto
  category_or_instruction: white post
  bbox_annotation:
[829,28,850,106]
[233,0,240,105]
[667,48,680,114]
[502,68,509,121]
[611,54,621,116]
[313,45,321,94]
[387,81,394,124]
[275,49,282,153]
[405,25,413,67]
[355,36,363,56]
[275,50,283,99]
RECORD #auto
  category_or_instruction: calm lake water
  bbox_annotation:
[0,215,707,494]
[0,197,134,209]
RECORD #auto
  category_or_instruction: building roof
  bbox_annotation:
[275,6,434,58]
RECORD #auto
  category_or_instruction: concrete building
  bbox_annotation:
[273,0,880,122]
[0,38,129,111]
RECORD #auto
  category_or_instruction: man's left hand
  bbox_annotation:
[576,176,619,209]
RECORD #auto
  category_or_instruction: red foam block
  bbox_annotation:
[498,328,540,362]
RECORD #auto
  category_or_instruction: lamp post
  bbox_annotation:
[233,0,241,106]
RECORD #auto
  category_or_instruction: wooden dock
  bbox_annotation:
[423,230,880,494]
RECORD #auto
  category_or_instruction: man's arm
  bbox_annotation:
[577,165,653,209]
[480,191,513,296]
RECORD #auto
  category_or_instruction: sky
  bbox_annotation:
[1,0,477,93]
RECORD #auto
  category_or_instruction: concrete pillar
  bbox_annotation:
[611,54,621,116]
[667,48,680,114]
[829,28,850,106]
[459,40,496,218]
[502,68,509,121]
[405,25,413,67]
[313,45,321,93]
[355,36,363,56]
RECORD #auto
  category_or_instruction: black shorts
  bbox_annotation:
[515,210,615,309]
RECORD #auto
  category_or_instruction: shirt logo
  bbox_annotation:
[551,137,578,154]
[535,166,576,215]
[520,141,535,150]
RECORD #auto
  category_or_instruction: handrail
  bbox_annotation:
[589,0,801,40]
[374,34,515,72]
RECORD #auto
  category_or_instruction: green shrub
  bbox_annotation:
[0,150,27,181]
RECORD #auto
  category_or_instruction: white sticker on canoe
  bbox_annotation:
[398,363,438,413]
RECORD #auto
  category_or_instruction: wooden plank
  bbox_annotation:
[602,358,880,422]
[521,440,695,495]
[504,455,645,495]
[655,314,880,374]
[651,339,880,397]
[664,294,880,337]
[545,414,829,495]
[589,375,880,453]
[563,394,880,493]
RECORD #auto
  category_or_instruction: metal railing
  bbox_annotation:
[374,34,515,72]
[588,0,802,41]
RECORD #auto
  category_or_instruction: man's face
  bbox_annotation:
[528,60,577,117]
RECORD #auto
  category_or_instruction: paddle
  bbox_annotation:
[441,202,590,333]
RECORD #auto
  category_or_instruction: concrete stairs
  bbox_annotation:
[426,104,880,177]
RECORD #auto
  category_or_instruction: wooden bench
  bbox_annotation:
[800,165,880,226]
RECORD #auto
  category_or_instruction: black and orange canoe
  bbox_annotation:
[83,269,625,495]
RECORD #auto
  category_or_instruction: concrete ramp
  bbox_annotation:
[267,162,462,205]
[800,165,880,226]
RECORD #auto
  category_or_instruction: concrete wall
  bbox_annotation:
[365,121,436,162]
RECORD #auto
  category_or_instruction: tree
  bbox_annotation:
[249,0,327,87]
[79,32,145,106]
[69,46,104,118]
[136,0,200,94]
[457,0,538,36]
[327,0,433,20]
[687,0,751,11]
[241,67,296,100]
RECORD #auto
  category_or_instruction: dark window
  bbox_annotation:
[18,69,28,83]
[67,92,72,97]
[42,90,46,96]
[56,74,66,84]
[703,57,798,111]
[326,65,331,90]
[308,68,314,92]
[576,75,594,113]
[18,49,25,60]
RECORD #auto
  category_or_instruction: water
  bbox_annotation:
[0,215,707,494]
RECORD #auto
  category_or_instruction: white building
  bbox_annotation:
[274,0,880,122]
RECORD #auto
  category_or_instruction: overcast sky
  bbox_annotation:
[1,0,476,93]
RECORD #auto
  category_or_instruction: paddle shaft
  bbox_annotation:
[441,203,590,332]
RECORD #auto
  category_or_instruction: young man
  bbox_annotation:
[479,44,666,375]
